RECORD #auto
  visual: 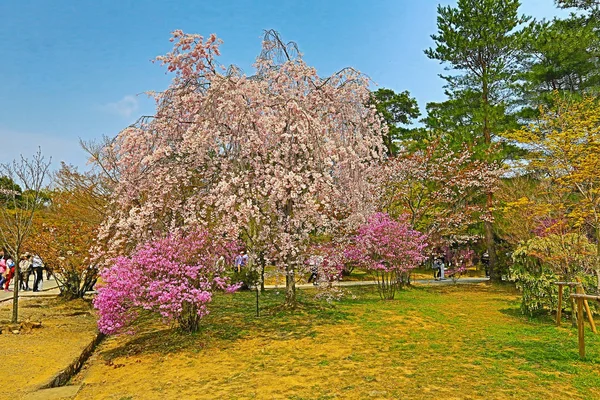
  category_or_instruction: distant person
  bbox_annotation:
[234,251,246,273]
[438,257,446,280]
[307,257,319,285]
[19,253,32,291]
[0,254,6,289]
[433,258,441,280]
[482,252,490,277]
[4,255,15,291]
[31,255,44,292]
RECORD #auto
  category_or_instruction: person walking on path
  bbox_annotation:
[234,250,248,273]
[234,252,243,273]
[438,257,446,280]
[19,253,32,291]
[0,255,6,289]
[481,252,490,277]
[3,256,15,291]
[307,257,319,285]
[31,254,44,292]
[432,259,441,280]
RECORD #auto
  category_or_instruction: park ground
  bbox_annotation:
[45,282,600,399]
[0,297,97,399]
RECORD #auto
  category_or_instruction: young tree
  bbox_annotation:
[425,0,529,281]
[94,229,240,334]
[94,30,385,306]
[0,149,51,323]
[28,163,109,299]
[378,142,502,255]
[508,94,600,289]
[347,213,427,300]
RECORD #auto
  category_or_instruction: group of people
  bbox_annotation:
[0,249,46,292]
[432,258,446,280]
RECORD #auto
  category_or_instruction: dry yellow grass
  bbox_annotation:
[0,297,98,399]
[71,283,600,399]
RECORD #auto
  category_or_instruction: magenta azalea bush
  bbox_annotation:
[348,213,428,299]
[94,229,240,334]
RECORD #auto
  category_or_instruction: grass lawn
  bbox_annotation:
[0,297,98,398]
[73,283,600,399]
[263,265,485,286]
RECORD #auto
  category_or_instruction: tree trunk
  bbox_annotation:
[596,227,600,293]
[11,262,20,323]
[285,260,296,305]
[179,301,200,332]
[485,195,499,282]
[482,74,499,282]
[259,252,265,293]
[283,198,296,306]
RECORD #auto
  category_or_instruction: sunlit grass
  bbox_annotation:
[74,283,600,399]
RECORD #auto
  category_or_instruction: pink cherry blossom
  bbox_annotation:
[92,30,386,305]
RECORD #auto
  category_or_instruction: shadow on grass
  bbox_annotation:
[101,289,351,361]
[498,307,556,324]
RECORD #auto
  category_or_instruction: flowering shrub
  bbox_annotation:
[94,230,240,334]
[347,213,428,299]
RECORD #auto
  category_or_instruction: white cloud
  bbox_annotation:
[103,95,139,118]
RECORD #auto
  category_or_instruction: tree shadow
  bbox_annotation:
[100,290,351,361]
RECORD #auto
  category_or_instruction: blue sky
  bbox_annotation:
[0,0,568,170]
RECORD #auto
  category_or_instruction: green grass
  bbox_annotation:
[78,283,600,400]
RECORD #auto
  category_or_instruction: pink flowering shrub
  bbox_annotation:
[348,213,428,299]
[94,229,240,334]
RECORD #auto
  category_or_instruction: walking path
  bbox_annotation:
[0,276,489,304]
[0,275,60,303]
[264,277,489,290]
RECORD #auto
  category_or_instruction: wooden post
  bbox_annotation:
[577,297,585,358]
[575,278,597,334]
[583,299,597,334]
[553,282,583,328]
[571,290,578,327]
[557,284,563,326]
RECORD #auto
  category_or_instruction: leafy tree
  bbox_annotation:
[518,15,600,112]
[371,88,420,155]
[507,94,600,289]
[346,213,427,300]
[378,141,502,249]
[424,0,529,281]
[0,149,50,323]
[28,163,109,299]
[0,176,22,204]
[556,0,599,14]
[512,231,596,316]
